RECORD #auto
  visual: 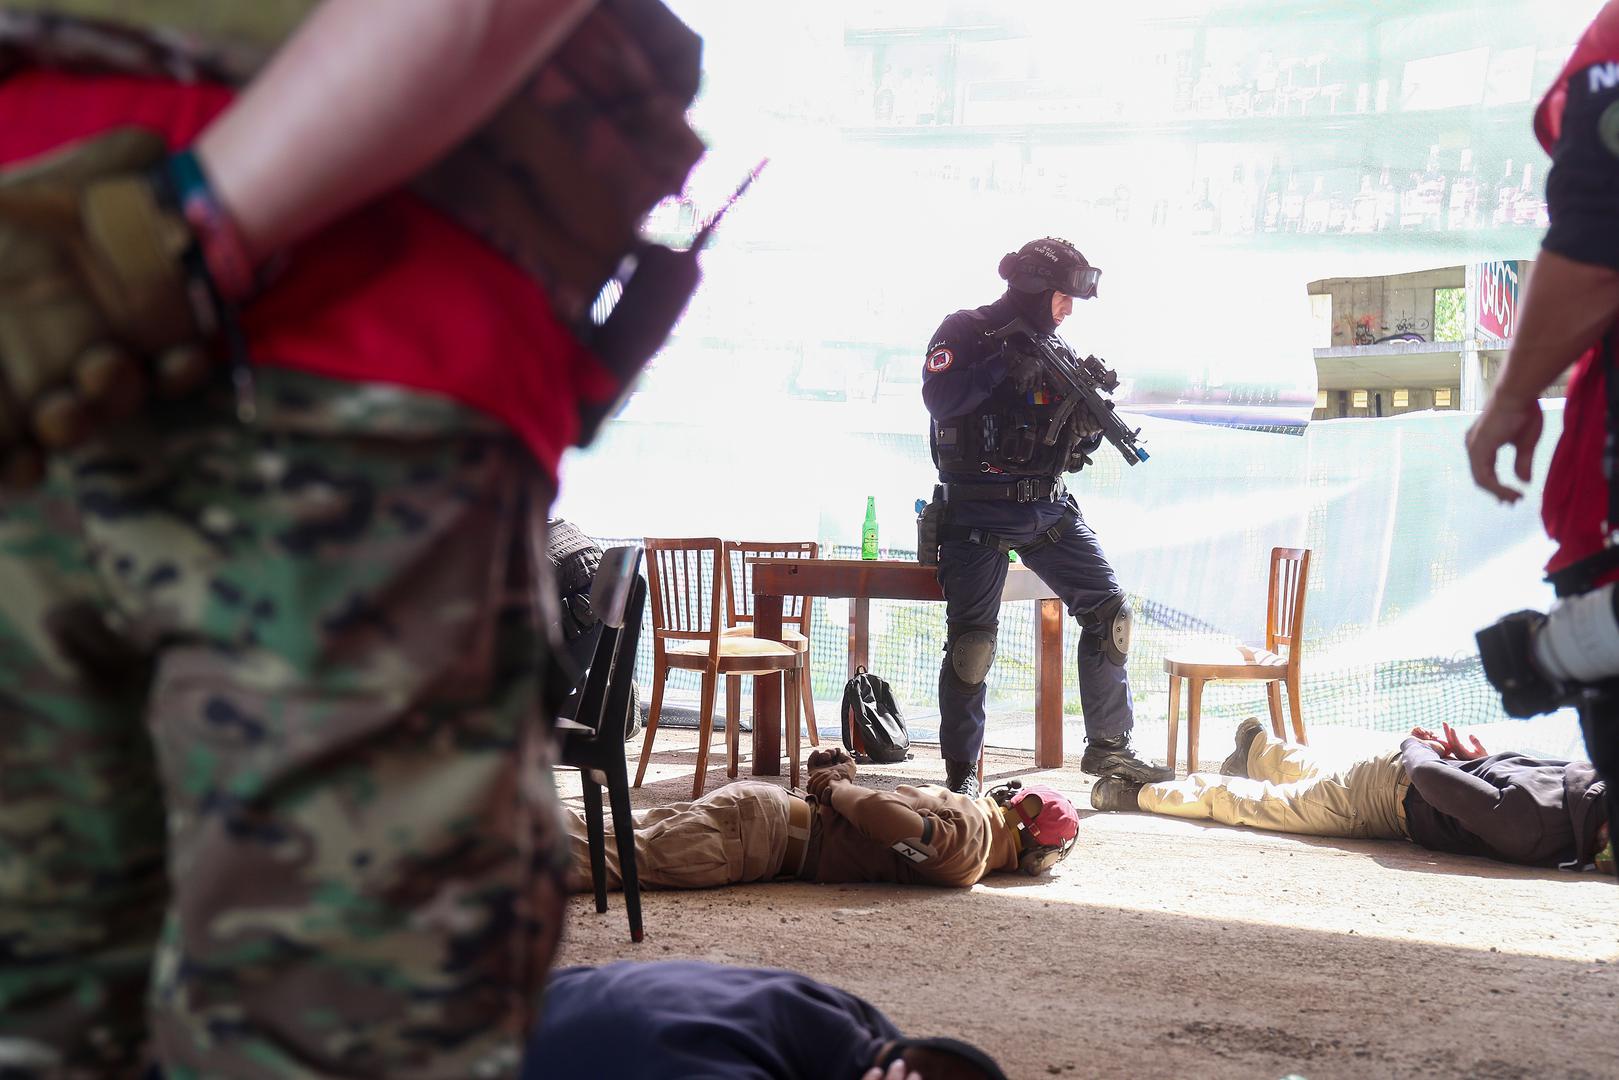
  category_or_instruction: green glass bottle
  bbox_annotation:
[861,496,879,560]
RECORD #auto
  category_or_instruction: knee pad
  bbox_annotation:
[1089,593,1131,667]
[946,626,998,690]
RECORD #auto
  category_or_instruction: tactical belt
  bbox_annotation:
[779,795,814,879]
[944,476,1066,504]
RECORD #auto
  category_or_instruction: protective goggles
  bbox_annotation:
[1055,263,1101,300]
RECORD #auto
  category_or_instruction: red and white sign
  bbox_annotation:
[1475,260,1520,343]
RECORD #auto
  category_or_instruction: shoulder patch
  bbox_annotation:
[1600,100,1619,158]
[926,346,954,373]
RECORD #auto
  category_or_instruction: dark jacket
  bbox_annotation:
[524,961,899,1079]
[1400,739,1608,869]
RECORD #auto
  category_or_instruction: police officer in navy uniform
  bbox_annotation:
[923,237,1173,796]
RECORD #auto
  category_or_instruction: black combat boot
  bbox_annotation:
[944,758,980,798]
[1089,776,1144,812]
[1220,717,1266,778]
[1080,733,1174,783]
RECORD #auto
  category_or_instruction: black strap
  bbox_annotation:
[944,476,1066,503]
[938,507,1076,558]
[1548,327,1619,597]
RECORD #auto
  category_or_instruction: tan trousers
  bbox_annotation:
[566,780,794,889]
[1138,729,1409,840]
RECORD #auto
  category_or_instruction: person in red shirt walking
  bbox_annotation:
[1467,0,1619,882]
[0,1,703,1077]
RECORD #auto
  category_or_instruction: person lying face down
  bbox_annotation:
[523,961,1009,1080]
[563,747,1080,891]
[1090,718,1612,874]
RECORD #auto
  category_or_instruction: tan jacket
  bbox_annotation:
[809,784,1013,888]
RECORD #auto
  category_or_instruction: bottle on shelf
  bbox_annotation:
[1492,159,1517,227]
[1375,166,1400,232]
[1399,155,1428,231]
[1350,172,1379,234]
[1419,145,1447,231]
[1224,62,1253,118]
[1113,183,1133,225]
[1259,156,1285,232]
[1254,51,1280,116]
[1513,163,1544,227]
[1303,176,1331,234]
[1190,178,1218,236]
[1447,147,1479,231]
[1221,163,1257,235]
[862,496,879,561]
[1193,63,1222,117]
[1173,52,1195,115]
[1282,172,1305,233]
[1328,187,1351,235]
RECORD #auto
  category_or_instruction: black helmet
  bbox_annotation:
[997,237,1100,299]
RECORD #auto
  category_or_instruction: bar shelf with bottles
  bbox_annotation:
[840,11,1569,173]
[842,0,1525,47]
[1189,142,1548,247]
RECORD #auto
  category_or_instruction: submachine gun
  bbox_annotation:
[998,319,1150,468]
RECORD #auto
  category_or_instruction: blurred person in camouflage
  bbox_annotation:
[0,1,703,1077]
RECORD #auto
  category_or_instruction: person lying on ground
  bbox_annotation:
[565,747,1080,890]
[523,960,1009,1080]
[1089,718,1613,872]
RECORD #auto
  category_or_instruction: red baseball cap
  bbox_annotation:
[1010,785,1079,846]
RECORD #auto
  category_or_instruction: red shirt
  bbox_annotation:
[1535,2,1619,581]
[0,69,617,484]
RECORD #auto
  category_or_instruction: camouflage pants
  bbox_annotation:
[0,370,568,1079]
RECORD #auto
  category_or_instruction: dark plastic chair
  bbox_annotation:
[558,545,647,942]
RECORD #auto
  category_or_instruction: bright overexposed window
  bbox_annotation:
[1352,390,1369,409]
[1309,294,1333,349]
[1393,389,1409,409]
[1435,387,1453,407]
[1315,389,1328,410]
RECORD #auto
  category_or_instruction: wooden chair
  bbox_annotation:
[1163,547,1312,774]
[557,546,646,942]
[635,538,807,797]
[723,540,821,752]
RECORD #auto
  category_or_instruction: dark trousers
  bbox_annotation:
[1578,698,1619,880]
[935,494,1132,761]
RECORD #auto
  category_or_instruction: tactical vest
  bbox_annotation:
[0,0,704,326]
[932,335,1091,478]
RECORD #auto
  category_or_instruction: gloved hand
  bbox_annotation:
[806,747,857,800]
[1074,412,1104,440]
[0,127,218,486]
[1002,340,1043,395]
[807,766,851,803]
[806,746,857,774]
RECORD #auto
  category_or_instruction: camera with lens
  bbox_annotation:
[1476,582,1619,717]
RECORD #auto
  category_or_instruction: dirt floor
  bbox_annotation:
[556,728,1619,1080]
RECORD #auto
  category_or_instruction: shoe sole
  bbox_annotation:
[1220,721,1265,777]
[1081,757,1174,784]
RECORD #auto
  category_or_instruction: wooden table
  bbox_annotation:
[749,558,1067,775]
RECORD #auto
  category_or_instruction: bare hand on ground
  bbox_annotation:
[1441,722,1488,760]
